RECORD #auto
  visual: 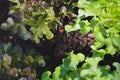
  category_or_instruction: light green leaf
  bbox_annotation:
[60,52,85,78]
[80,26,91,34]
[45,7,55,18]
[92,50,106,59]
[80,57,102,77]
[65,24,80,32]
[112,37,120,48]
[62,52,85,70]
[91,42,104,50]
[94,32,106,43]
[41,71,51,80]
[106,39,116,55]
[113,62,120,80]
[25,19,36,26]
[32,12,41,18]
[52,67,62,80]
[30,27,43,43]
[46,31,54,40]
[79,20,91,34]
[78,9,94,18]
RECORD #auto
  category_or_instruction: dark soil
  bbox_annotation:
[0,0,9,24]
[0,0,17,24]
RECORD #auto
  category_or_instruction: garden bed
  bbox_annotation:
[0,0,120,80]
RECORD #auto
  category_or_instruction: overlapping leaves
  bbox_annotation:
[0,42,46,79]
[0,0,57,43]
[65,0,120,55]
[41,51,120,80]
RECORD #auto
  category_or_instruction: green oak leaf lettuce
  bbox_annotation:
[41,51,120,80]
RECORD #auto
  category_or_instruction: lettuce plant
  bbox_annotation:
[0,42,46,79]
[65,0,120,55]
[0,0,57,43]
[41,51,120,80]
